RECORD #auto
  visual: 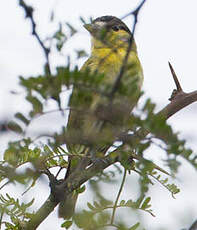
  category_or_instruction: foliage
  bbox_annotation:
[1,1,197,230]
[0,194,34,230]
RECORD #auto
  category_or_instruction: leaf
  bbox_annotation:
[15,113,30,125]
[50,11,54,21]
[26,95,43,116]
[141,197,151,210]
[66,22,77,36]
[150,171,180,198]
[79,16,86,24]
[76,49,88,59]
[129,222,140,230]
[119,200,125,205]
[7,121,23,133]
[76,185,86,194]
[142,98,155,114]
[61,220,73,229]
[87,202,95,211]
[125,200,134,207]
[24,198,35,208]
[93,201,100,209]
[4,149,18,166]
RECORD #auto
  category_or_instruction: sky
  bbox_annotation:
[1,0,197,229]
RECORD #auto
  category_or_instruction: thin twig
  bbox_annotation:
[111,168,127,224]
[109,0,147,99]
[24,108,70,135]
[22,177,39,196]
[40,168,54,181]
[149,173,176,199]
[0,180,10,191]
[121,0,147,20]
[95,223,120,229]
[0,208,5,230]
[55,167,63,178]
[18,0,51,75]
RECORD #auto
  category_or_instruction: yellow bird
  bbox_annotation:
[58,15,143,219]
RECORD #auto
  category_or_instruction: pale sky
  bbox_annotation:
[1,0,197,229]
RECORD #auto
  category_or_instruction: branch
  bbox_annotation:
[109,0,147,99]
[121,0,147,20]
[24,153,119,229]
[18,0,51,75]
[111,168,127,224]
[159,62,197,119]
[189,220,197,230]
[24,194,58,230]
[158,90,197,119]
[119,63,197,145]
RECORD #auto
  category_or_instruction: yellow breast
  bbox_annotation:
[82,45,143,87]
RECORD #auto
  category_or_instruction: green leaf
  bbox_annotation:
[76,49,88,59]
[125,200,134,206]
[15,113,30,125]
[93,201,100,209]
[26,95,43,116]
[141,197,151,210]
[66,22,77,36]
[79,16,86,24]
[120,200,125,205]
[7,121,23,133]
[61,220,73,229]
[24,198,35,208]
[142,98,155,114]
[4,149,18,166]
[76,185,86,194]
[50,11,54,21]
[129,222,140,230]
[87,202,95,210]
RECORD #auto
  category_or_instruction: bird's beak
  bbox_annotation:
[83,23,94,33]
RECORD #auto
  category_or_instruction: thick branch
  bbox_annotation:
[119,89,197,149]
[24,154,118,229]
[158,90,197,119]
[24,195,58,230]
[189,220,197,230]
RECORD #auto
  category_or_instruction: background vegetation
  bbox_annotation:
[0,0,197,229]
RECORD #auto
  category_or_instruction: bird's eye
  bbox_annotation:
[112,26,119,31]
[119,26,125,30]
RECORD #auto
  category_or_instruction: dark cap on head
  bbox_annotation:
[93,16,131,34]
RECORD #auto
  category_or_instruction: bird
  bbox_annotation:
[58,15,144,219]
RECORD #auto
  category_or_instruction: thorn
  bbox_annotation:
[168,62,183,92]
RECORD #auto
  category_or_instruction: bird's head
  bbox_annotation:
[84,16,136,51]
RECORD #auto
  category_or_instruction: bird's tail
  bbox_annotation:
[58,191,78,219]
[58,152,81,219]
